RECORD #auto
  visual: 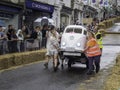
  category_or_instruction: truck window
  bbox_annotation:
[74,28,82,34]
[66,28,74,33]
[84,30,87,35]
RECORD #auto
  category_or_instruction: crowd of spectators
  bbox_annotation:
[0,24,44,55]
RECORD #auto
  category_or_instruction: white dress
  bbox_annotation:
[46,31,52,56]
[46,31,59,56]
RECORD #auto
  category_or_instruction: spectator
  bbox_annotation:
[36,26,42,49]
[22,25,30,39]
[31,26,39,50]
[21,25,30,51]
[41,24,48,48]
[0,26,4,54]
[16,29,24,52]
[11,30,18,53]
[2,27,8,54]
[7,25,14,53]
[26,26,39,50]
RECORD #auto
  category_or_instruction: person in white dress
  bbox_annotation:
[16,29,24,52]
[44,25,60,72]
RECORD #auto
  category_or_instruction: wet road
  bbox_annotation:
[0,27,120,90]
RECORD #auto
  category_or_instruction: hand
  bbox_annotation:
[81,50,84,53]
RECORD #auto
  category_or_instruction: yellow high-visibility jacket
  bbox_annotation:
[95,31,103,49]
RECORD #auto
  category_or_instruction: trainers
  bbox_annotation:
[57,62,60,67]
[44,63,48,69]
[87,71,93,75]
[54,67,58,72]
[96,69,99,73]
[96,66,100,73]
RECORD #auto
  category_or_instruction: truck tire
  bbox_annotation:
[68,58,72,69]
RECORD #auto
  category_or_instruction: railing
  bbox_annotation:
[0,38,47,55]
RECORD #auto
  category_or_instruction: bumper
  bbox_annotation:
[63,52,81,56]
[59,49,83,57]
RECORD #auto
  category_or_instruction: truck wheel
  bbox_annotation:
[68,59,72,69]
[86,60,89,69]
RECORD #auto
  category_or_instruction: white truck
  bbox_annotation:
[60,25,88,69]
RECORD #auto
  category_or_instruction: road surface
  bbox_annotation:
[0,26,120,90]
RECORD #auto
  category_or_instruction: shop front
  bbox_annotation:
[25,0,54,28]
[0,3,22,29]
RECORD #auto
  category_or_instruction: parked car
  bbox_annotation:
[60,25,88,69]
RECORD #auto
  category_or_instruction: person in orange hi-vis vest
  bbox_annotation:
[84,32,101,75]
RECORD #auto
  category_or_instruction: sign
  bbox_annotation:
[26,0,54,13]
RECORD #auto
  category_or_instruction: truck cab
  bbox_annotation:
[60,25,88,69]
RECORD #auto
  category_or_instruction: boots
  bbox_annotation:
[44,63,48,69]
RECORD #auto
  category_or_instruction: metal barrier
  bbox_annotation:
[0,38,47,55]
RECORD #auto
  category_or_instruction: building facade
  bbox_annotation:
[0,0,23,29]
[0,0,118,30]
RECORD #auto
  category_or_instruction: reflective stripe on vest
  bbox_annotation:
[86,38,101,57]
[95,31,103,49]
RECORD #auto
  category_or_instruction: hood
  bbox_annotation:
[61,33,87,51]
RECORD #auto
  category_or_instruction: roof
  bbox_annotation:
[65,25,86,30]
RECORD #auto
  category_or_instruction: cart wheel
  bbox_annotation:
[86,60,89,69]
[61,64,64,70]
[68,59,72,70]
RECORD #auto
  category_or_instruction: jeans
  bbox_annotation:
[87,55,101,73]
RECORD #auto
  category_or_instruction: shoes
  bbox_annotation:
[96,68,99,73]
[44,63,48,69]
[57,62,60,67]
[96,66,100,73]
[87,71,93,75]
[54,67,58,72]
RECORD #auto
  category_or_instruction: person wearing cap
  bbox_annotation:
[94,26,103,52]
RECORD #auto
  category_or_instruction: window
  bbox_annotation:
[66,28,73,33]
[74,28,82,34]
[84,30,87,35]
[65,28,82,34]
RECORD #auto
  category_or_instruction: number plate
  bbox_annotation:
[65,47,74,51]
[63,52,81,56]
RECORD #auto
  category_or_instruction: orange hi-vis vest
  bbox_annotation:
[86,38,101,57]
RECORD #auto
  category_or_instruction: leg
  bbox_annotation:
[17,41,20,52]
[53,52,58,72]
[87,57,94,75]
[94,55,101,73]
[44,55,51,69]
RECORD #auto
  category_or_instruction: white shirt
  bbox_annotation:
[16,29,24,40]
